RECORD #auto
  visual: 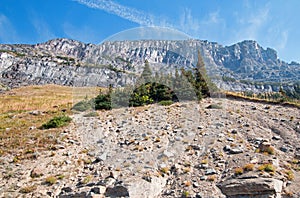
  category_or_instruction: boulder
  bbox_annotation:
[218,178,283,198]
[106,176,166,198]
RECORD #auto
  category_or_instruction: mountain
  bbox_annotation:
[0,38,299,92]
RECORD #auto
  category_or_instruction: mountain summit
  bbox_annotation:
[0,38,299,92]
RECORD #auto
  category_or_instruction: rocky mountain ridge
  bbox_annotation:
[0,38,299,92]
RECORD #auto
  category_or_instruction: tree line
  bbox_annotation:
[73,50,215,111]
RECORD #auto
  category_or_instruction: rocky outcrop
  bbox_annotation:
[218,178,283,198]
[0,38,299,91]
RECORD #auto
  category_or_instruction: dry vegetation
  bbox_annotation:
[225,91,300,108]
[0,85,100,158]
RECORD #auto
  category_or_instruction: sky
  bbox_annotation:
[0,0,299,62]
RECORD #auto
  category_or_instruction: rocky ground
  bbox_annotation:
[0,98,300,197]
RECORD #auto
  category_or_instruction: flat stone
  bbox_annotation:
[205,168,217,175]
[272,135,281,140]
[229,148,244,154]
[96,152,107,161]
[218,178,283,197]
[280,146,288,152]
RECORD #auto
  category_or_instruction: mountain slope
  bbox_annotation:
[0,38,299,92]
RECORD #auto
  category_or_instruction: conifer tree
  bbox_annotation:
[141,60,152,83]
[195,49,210,98]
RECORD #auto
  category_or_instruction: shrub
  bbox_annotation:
[160,167,170,174]
[207,175,216,181]
[285,170,294,181]
[182,191,190,198]
[20,185,37,193]
[158,100,173,106]
[72,100,93,112]
[243,163,255,171]
[45,176,57,185]
[41,115,72,129]
[234,167,244,175]
[258,164,276,172]
[201,159,208,164]
[94,94,111,110]
[264,146,275,155]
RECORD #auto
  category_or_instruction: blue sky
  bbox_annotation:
[0,0,299,62]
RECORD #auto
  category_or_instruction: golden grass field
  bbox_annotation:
[0,84,100,159]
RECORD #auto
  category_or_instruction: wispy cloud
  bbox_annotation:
[179,8,200,36]
[31,17,56,41]
[75,0,155,26]
[234,5,270,41]
[63,22,99,43]
[179,8,226,40]
[0,14,18,43]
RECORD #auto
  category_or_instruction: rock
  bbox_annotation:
[161,150,174,158]
[29,126,36,130]
[205,168,217,175]
[224,145,231,151]
[200,176,207,180]
[198,126,204,130]
[295,151,300,159]
[259,141,272,152]
[229,148,244,154]
[104,178,116,186]
[231,129,238,134]
[91,186,106,194]
[61,187,73,193]
[96,152,107,162]
[272,135,281,140]
[126,176,166,198]
[109,171,120,179]
[105,185,129,197]
[280,146,288,153]
[218,178,283,198]
[30,167,44,178]
[59,192,87,198]
[227,137,234,142]
[29,110,41,116]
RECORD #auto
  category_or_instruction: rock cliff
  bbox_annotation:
[0,38,299,92]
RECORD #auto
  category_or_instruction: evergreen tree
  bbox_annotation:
[195,49,210,98]
[141,60,152,83]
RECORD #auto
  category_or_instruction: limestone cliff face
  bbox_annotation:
[0,38,299,92]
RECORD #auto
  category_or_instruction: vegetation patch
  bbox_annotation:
[20,185,37,194]
[258,164,276,172]
[206,104,222,109]
[45,176,57,185]
[41,115,72,129]
[83,111,99,117]
[158,100,173,106]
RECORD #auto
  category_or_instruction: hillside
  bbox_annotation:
[0,86,299,197]
[0,38,299,93]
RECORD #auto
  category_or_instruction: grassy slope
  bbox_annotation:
[0,85,100,158]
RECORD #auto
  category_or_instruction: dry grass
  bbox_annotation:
[234,167,244,175]
[225,91,300,108]
[0,84,100,113]
[0,85,100,158]
[243,163,255,171]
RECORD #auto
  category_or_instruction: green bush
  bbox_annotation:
[94,94,111,110]
[158,100,173,106]
[72,100,93,112]
[41,115,72,129]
